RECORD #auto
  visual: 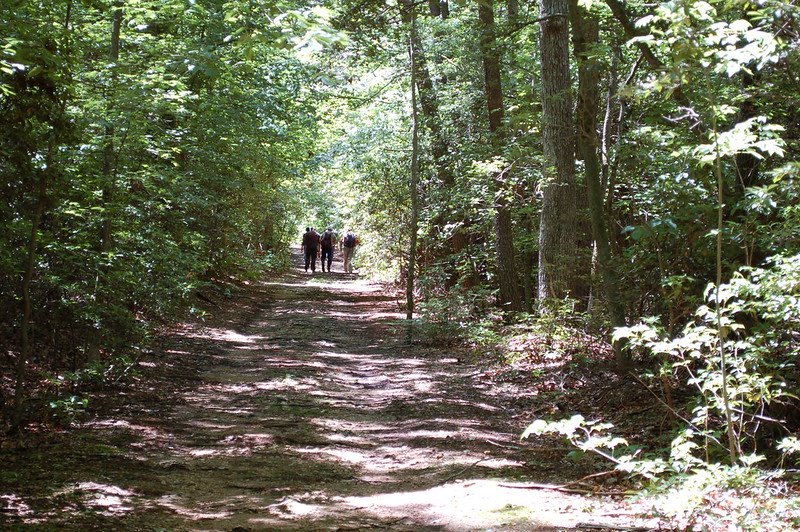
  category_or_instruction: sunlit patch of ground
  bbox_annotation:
[339,479,594,531]
[0,248,664,531]
[0,494,33,516]
[52,482,138,516]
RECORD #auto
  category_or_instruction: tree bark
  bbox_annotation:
[403,0,468,288]
[537,0,577,301]
[603,0,702,132]
[410,21,451,188]
[407,4,420,320]
[13,0,73,431]
[14,162,47,432]
[101,4,122,252]
[428,0,450,19]
[479,0,523,313]
[570,0,630,370]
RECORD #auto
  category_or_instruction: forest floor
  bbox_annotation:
[1,248,666,531]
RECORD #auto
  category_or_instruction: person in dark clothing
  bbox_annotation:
[301,227,320,273]
[319,228,337,272]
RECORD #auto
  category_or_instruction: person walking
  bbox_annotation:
[301,227,320,273]
[340,229,359,274]
[319,227,337,272]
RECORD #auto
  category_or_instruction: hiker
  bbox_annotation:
[319,227,337,272]
[340,229,359,274]
[301,227,320,273]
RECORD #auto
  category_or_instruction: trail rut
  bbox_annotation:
[1,249,656,532]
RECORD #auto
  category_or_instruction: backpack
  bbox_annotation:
[344,233,356,247]
[322,232,333,246]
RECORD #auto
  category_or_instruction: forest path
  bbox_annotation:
[2,248,654,531]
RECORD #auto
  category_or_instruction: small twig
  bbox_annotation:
[520,446,575,453]
[559,469,618,489]
[439,457,489,484]
[195,291,219,306]
[498,469,618,493]
[628,371,715,440]
[226,484,264,490]
[577,524,652,532]
[266,496,296,508]
[498,482,631,496]
[111,359,140,384]
[507,13,568,36]
[368,516,409,529]
[729,406,786,425]
[499,481,578,491]
[484,438,523,450]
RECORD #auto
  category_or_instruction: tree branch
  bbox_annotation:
[507,14,568,37]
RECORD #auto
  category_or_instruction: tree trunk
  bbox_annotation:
[538,0,577,301]
[604,0,702,132]
[733,72,761,198]
[479,0,523,313]
[404,0,467,289]
[101,4,122,252]
[411,26,449,185]
[14,165,47,432]
[428,0,450,19]
[13,0,73,432]
[570,0,630,370]
[407,4,420,320]
[87,3,123,364]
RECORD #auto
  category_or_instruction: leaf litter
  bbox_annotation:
[1,250,665,531]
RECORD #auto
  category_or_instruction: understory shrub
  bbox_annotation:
[524,251,800,529]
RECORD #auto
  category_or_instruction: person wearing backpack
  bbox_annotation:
[340,230,359,274]
[300,227,320,273]
[319,228,336,272]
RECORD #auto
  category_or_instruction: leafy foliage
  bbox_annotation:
[2,0,800,524]
[0,0,336,427]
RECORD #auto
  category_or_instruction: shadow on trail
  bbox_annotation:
[0,247,640,531]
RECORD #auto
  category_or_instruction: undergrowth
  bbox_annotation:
[418,263,800,531]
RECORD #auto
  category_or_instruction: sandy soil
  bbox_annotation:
[0,248,658,531]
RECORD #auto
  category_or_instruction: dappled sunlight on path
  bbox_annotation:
[2,247,658,531]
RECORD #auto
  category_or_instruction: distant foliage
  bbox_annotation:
[0,0,333,428]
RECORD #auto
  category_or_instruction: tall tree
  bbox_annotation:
[9,0,74,431]
[404,0,421,320]
[100,3,122,252]
[538,0,577,301]
[603,0,703,132]
[1,0,332,428]
[479,0,523,313]
[406,5,466,288]
[569,0,630,369]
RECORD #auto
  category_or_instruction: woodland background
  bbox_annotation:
[1,0,799,528]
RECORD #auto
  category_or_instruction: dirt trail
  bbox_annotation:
[2,248,655,531]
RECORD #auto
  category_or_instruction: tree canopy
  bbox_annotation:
[2,0,800,527]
